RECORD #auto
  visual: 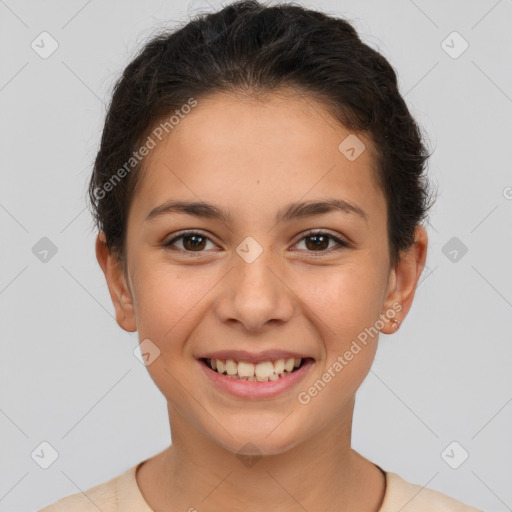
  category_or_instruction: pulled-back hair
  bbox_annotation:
[88,0,435,267]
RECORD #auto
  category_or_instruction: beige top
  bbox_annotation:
[39,462,483,511]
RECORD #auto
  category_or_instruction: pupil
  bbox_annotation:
[307,235,328,250]
[185,235,205,251]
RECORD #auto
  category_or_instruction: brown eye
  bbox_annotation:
[294,231,350,253]
[163,229,350,255]
[163,231,215,252]
[181,234,207,251]
[304,234,330,251]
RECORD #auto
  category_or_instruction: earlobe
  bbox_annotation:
[380,225,428,335]
[95,231,137,333]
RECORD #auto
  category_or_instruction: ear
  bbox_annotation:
[95,231,137,332]
[380,225,428,334]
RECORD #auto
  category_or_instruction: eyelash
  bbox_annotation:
[162,229,351,256]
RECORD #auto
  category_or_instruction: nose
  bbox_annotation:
[214,247,295,333]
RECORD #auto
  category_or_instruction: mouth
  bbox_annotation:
[196,349,316,398]
[200,356,313,382]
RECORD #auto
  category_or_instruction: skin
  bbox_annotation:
[96,88,428,511]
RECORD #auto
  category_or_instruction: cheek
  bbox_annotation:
[130,264,195,345]
[134,254,195,306]
[131,266,200,397]
[298,258,386,338]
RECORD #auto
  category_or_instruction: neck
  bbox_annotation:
[136,396,386,511]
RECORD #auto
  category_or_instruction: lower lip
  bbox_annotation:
[198,358,314,399]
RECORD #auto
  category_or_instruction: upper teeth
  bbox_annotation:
[209,357,302,381]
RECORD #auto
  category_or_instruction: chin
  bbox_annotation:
[208,420,305,458]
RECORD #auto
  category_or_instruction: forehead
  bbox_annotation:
[130,89,384,223]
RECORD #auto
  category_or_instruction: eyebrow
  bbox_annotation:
[145,198,368,224]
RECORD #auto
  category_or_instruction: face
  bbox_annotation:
[97,89,427,456]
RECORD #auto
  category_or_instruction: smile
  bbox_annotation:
[198,356,315,399]
[203,357,306,382]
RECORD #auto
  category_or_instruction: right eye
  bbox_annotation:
[162,230,218,253]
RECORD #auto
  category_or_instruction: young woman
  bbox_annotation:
[40,1,482,510]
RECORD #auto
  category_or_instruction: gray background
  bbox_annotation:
[1,0,511,510]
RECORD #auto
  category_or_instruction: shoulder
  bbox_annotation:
[37,464,141,512]
[381,472,483,512]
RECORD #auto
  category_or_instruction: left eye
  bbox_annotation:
[293,231,349,253]
[163,230,350,254]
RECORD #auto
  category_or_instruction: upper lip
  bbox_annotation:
[197,350,314,364]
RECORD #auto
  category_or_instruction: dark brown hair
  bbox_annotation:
[87,0,435,268]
